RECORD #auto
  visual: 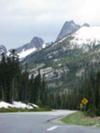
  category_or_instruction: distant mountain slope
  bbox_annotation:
[22,24,100,91]
[54,25,100,50]
[56,20,80,41]
[16,37,46,59]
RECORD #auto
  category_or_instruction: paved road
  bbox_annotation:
[0,110,100,133]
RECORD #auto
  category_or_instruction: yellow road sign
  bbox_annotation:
[81,98,88,105]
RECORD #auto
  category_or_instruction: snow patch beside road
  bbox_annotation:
[12,101,33,109]
[0,101,13,108]
[0,101,39,109]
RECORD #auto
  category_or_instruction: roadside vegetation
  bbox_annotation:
[0,49,48,109]
[61,111,100,127]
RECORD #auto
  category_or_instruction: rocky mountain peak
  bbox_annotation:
[67,20,76,26]
[16,36,45,59]
[30,37,44,49]
[16,36,44,53]
[56,20,80,41]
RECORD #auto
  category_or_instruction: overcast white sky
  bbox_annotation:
[0,0,100,49]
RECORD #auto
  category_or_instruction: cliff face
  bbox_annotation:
[56,20,80,41]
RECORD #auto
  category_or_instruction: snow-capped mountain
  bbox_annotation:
[0,19,99,97]
[54,24,100,52]
[56,20,80,41]
[1,19,100,94]
[22,21,100,91]
[0,45,7,55]
[16,37,46,59]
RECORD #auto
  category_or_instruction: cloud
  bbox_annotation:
[0,0,100,49]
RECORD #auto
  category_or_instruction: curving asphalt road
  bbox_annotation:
[0,110,100,133]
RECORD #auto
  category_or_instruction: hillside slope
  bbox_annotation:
[22,25,100,91]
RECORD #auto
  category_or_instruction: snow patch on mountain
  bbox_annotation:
[71,26,100,47]
[18,43,47,60]
[42,43,46,48]
[16,37,48,59]
[18,48,37,59]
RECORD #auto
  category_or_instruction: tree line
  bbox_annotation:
[45,62,100,115]
[0,49,100,115]
[0,49,47,106]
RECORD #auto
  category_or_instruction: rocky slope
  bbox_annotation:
[22,24,100,91]
[15,21,81,60]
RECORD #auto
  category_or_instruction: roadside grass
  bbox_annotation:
[0,106,52,113]
[61,111,100,127]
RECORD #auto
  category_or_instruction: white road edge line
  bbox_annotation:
[47,126,59,131]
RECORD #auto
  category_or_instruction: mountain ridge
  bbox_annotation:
[21,23,100,91]
[56,20,80,41]
[0,20,100,93]
[16,36,46,59]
